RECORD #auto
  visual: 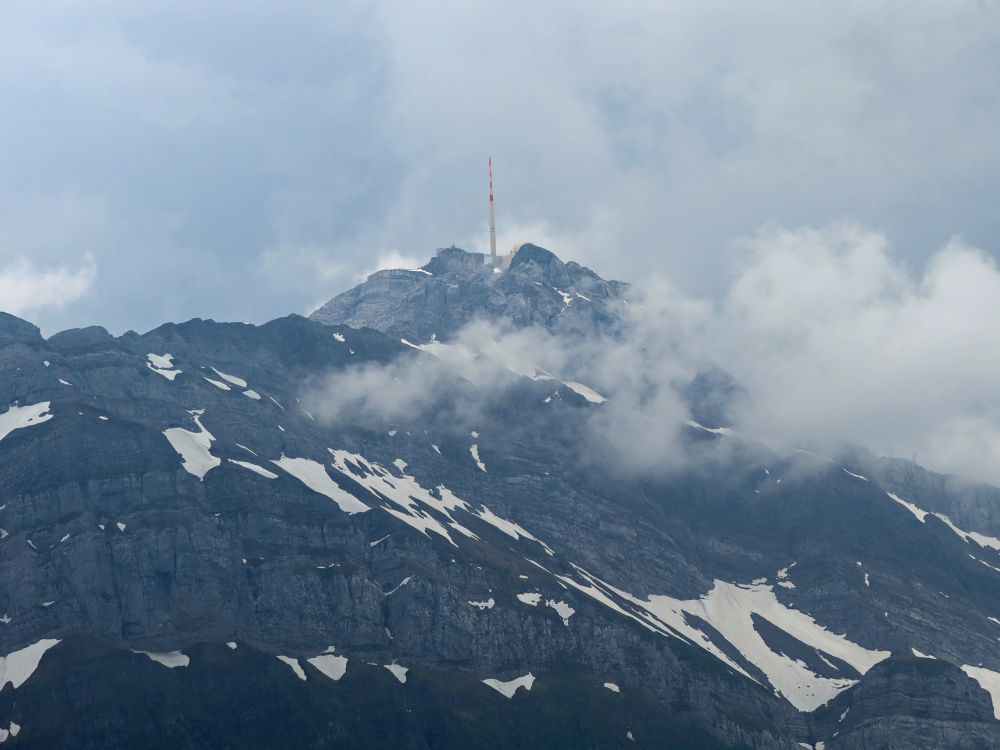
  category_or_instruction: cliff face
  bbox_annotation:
[4,249,1000,748]
[813,657,1000,749]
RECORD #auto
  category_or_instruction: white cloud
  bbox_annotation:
[304,220,1000,485]
[3,1,1000,332]
[0,254,97,317]
[5,0,1000,486]
[710,224,1000,483]
[361,0,1000,295]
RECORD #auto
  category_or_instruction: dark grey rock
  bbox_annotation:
[3,249,1000,748]
[309,244,628,342]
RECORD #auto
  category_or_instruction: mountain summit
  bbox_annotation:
[310,244,628,341]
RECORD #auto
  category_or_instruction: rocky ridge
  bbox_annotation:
[3,248,1000,747]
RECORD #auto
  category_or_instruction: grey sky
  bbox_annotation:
[2,1,999,335]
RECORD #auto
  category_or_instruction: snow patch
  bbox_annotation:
[228,459,278,479]
[562,381,608,404]
[243,389,261,400]
[210,367,247,388]
[517,592,542,606]
[133,650,189,669]
[0,402,53,443]
[0,639,61,689]
[933,513,1000,551]
[384,663,408,683]
[328,450,477,544]
[470,444,487,472]
[483,672,535,698]
[547,599,575,625]
[271,456,369,514]
[554,288,574,306]
[886,492,928,522]
[469,598,495,610]
[473,505,555,556]
[307,652,348,681]
[163,410,220,480]
[557,567,889,712]
[962,665,1000,719]
[685,420,732,436]
[886,493,1000,550]
[0,722,21,744]
[147,353,181,380]
[386,576,413,596]
[604,682,620,693]
[202,376,231,391]
[277,655,306,681]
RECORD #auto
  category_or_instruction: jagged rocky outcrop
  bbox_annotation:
[4,250,1000,747]
[812,657,1000,748]
[309,244,628,342]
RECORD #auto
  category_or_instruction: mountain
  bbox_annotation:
[3,248,1000,748]
[309,244,628,342]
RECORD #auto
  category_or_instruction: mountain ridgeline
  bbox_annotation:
[2,245,1000,748]
[310,244,629,342]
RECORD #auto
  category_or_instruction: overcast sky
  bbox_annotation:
[2,1,999,335]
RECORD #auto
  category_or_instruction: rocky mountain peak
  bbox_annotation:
[47,326,118,353]
[309,243,628,342]
[0,311,44,347]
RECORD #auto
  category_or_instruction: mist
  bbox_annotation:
[304,221,1000,486]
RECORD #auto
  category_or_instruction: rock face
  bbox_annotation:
[814,657,1000,748]
[309,244,628,341]
[3,249,1000,748]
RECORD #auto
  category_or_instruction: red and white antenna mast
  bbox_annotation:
[488,157,497,264]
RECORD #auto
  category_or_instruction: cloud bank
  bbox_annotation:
[3,2,1000,333]
[711,223,1000,484]
[0,254,96,318]
[307,222,1000,485]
